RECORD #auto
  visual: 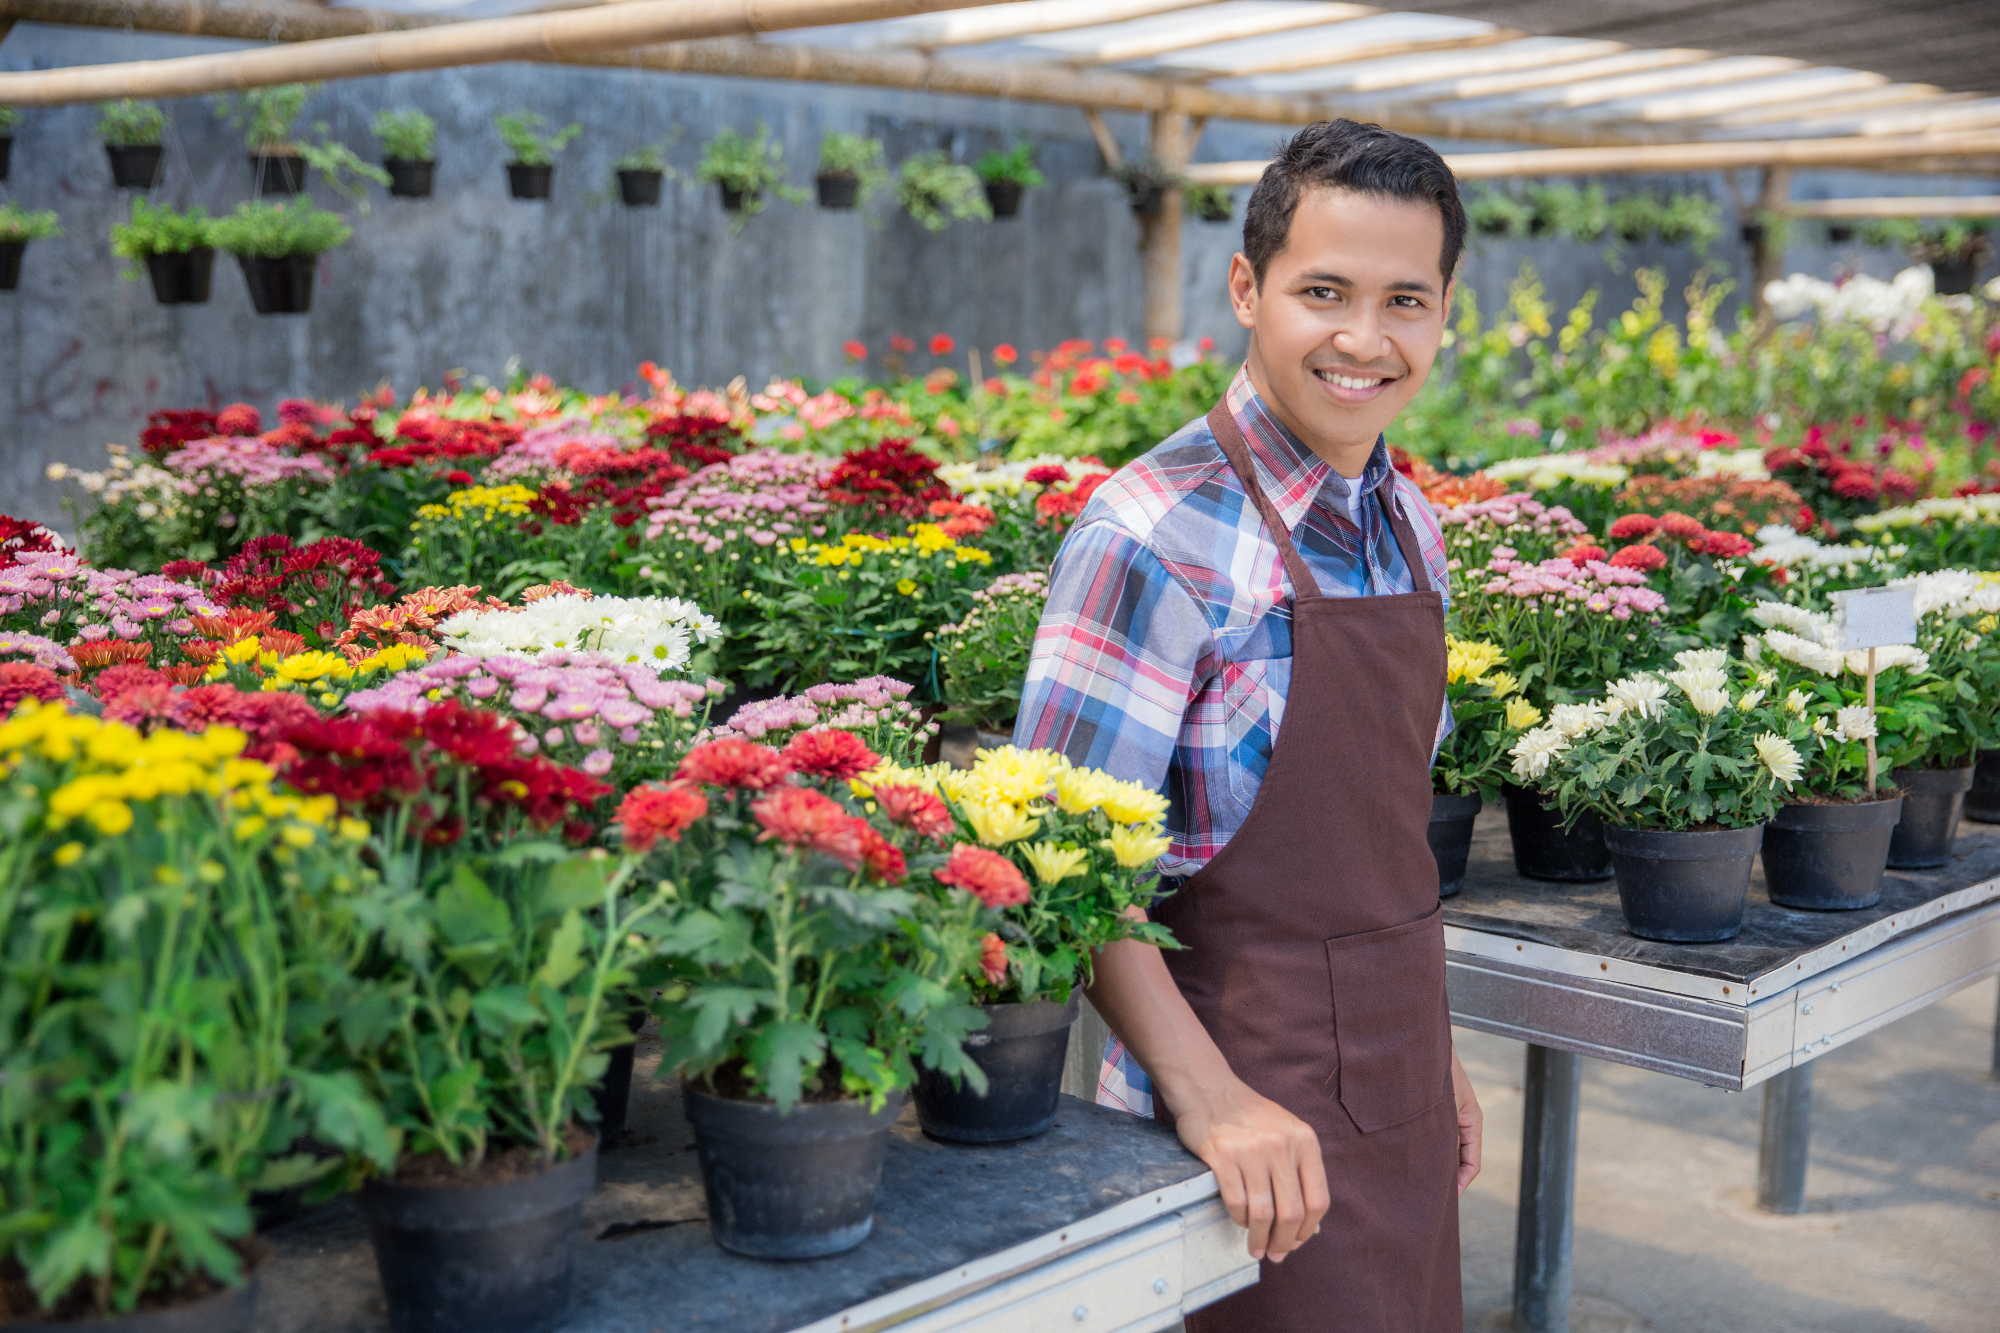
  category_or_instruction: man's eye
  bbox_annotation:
[1391,295,1423,308]
[1306,286,1336,300]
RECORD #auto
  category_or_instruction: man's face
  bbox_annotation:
[1229,187,1453,463]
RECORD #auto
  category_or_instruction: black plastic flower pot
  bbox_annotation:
[250,152,307,195]
[1127,184,1165,218]
[0,1270,263,1332]
[684,1082,903,1259]
[914,993,1078,1144]
[237,253,317,315]
[1964,751,2000,823]
[0,241,23,292]
[984,180,1023,218]
[1932,258,1980,296]
[815,172,858,210]
[589,1006,648,1149]
[1828,224,1854,243]
[617,168,664,207]
[385,158,435,198]
[1604,824,1763,942]
[105,142,164,190]
[1761,793,1903,911]
[360,1139,598,1333]
[1428,790,1483,898]
[1887,765,1974,868]
[145,247,216,305]
[1501,783,1612,882]
[1740,222,1766,247]
[0,136,12,181]
[507,162,553,200]
[718,182,756,214]
[1195,200,1233,223]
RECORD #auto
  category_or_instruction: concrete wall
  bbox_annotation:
[3,21,1996,528]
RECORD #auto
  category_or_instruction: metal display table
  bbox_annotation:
[1443,810,2000,1333]
[259,1084,1255,1333]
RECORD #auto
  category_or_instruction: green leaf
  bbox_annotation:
[543,853,612,915]
[472,984,544,1034]
[689,985,764,1050]
[294,1068,396,1168]
[436,865,511,947]
[536,910,588,990]
[27,1216,111,1305]
[494,840,572,868]
[752,1021,828,1112]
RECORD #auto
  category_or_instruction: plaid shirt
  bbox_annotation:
[1012,364,1451,1116]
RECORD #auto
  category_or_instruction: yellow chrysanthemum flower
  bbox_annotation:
[1101,823,1171,869]
[274,650,354,685]
[962,798,1042,847]
[1484,671,1520,699]
[1504,698,1543,730]
[1445,635,1506,686]
[1099,779,1169,828]
[968,745,1060,805]
[1050,766,1112,816]
[1020,841,1091,885]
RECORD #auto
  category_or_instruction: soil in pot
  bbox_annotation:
[385,158,434,198]
[1428,791,1482,898]
[105,143,163,190]
[0,1245,263,1332]
[0,241,24,292]
[1965,751,2000,823]
[684,1077,903,1259]
[236,253,317,315]
[250,153,306,195]
[816,173,858,210]
[507,163,553,200]
[145,248,215,306]
[1501,784,1612,881]
[718,183,759,214]
[914,993,1078,1144]
[984,180,1023,218]
[1604,824,1763,942]
[1887,765,1974,868]
[1762,792,1903,911]
[361,1127,598,1333]
[619,168,664,207]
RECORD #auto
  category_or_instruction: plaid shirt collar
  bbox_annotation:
[1224,364,1394,535]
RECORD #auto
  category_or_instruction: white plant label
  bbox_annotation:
[1833,586,1917,651]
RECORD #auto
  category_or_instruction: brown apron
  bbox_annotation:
[1152,403,1459,1333]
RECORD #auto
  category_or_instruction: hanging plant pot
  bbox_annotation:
[718,183,757,214]
[0,136,12,181]
[1194,197,1233,224]
[816,172,858,210]
[1604,824,1763,942]
[617,168,664,207]
[1428,791,1482,898]
[1501,784,1612,881]
[144,247,216,306]
[236,253,318,315]
[360,1138,598,1333]
[913,993,1078,1144]
[0,240,24,292]
[1931,259,1980,296]
[1964,750,2000,823]
[507,163,553,200]
[1126,184,1164,218]
[249,152,307,195]
[385,158,435,199]
[684,1081,902,1259]
[105,143,164,190]
[1740,222,1766,247]
[984,180,1023,218]
[1761,793,1903,911]
[1827,224,1854,243]
[1887,765,1974,868]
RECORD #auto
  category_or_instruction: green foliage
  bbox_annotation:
[1185,183,1233,222]
[109,200,215,278]
[371,108,436,161]
[1740,632,1943,795]
[615,141,678,173]
[935,572,1047,730]
[96,99,166,146]
[1527,183,1609,242]
[210,198,351,257]
[1467,186,1718,251]
[1434,636,1531,796]
[696,124,808,228]
[1862,217,1993,267]
[816,131,889,203]
[1469,190,1534,237]
[1608,194,1662,242]
[974,141,1045,189]
[495,111,581,167]
[896,151,991,231]
[296,123,391,207]
[1659,195,1722,252]
[213,84,317,150]
[0,106,19,132]
[0,203,62,243]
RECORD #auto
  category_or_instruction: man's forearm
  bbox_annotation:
[1085,920,1236,1116]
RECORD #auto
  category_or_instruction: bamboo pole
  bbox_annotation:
[1781,196,2000,218]
[1141,108,1192,343]
[0,0,449,42]
[1750,164,1789,322]
[0,0,1036,103]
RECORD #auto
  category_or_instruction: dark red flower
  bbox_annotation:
[873,784,955,842]
[1564,543,1609,566]
[676,738,796,790]
[782,728,881,781]
[0,664,65,717]
[617,780,709,852]
[855,824,907,884]
[934,844,1030,909]
[750,787,865,866]
[1606,514,1659,541]
[420,699,527,767]
[1831,469,1879,501]
[1700,531,1755,558]
[1024,464,1071,487]
[1608,544,1667,572]
[1655,512,1707,540]
[820,438,950,519]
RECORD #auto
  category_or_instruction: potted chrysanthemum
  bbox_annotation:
[855,745,1174,1144]
[620,731,991,1259]
[1879,571,2000,865]
[1431,635,1535,897]
[1518,650,1816,941]
[97,98,167,189]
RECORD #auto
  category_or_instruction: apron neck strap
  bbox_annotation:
[1205,402,1437,599]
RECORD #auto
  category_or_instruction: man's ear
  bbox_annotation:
[1441,273,1457,322]
[1228,253,1258,332]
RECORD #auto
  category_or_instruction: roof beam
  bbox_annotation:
[1186,26,1524,80]
[848,0,1222,51]
[1504,56,1807,111]
[1860,100,2000,136]
[1061,4,1378,67]
[1411,47,1709,101]
[1329,37,1627,95]
[1707,84,1954,128]
[1630,71,1888,123]
[0,0,447,41]
[1782,196,2000,218]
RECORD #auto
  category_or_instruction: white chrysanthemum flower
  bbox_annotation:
[1843,644,1928,675]
[1754,733,1804,785]
[1888,569,1980,619]
[1763,629,1847,677]
[1833,704,1877,743]
[1736,689,1766,712]
[1673,648,1729,672]
[1748,601,1839,646]
[1785,689,1809,715]
[1665,666,1728,698]
[1605,675,1670,721]
[1509,727,1571,782]
[1685,686,1729,717]
[1549,702,1610,739]
[438,593,719,674]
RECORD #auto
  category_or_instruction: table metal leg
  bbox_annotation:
[1513,1044,1583,1333]
[1756,1061,1814,1214]
[1992,977,1999,1079]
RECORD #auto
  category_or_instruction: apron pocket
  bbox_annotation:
[1323,904,1451,1134]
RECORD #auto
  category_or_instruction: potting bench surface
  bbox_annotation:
[258,1081,1253,1333]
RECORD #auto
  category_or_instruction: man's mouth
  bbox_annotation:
[1312,367,1399,400]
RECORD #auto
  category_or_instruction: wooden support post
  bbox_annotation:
[1750,164,1792,323]
[1142,108,1192,346]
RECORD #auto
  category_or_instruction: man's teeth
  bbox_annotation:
[1317,370,1387,390]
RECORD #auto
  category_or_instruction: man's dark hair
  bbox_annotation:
[1241,119,1466,286]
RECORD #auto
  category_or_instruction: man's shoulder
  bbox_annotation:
[1080,415,1235,548]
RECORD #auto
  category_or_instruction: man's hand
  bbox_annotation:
[1450,1047,1482,1196]
[1168,1077,1330,1263]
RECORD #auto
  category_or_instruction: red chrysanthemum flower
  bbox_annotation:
[1700,531,1755,558]
[1656,511,1707,540]
[215,402,262,437]
[782,728,881,781]
[1606,514,1659,540]
[1564,543,1609,566]
[934,843,1030,909]
[1608,544,1668,572]
[617,780,709,852]
[929,333,956,356]
[874,784,955,842]
[856,824,907,884]
[750,786,865,866]
[842,339,868,361]
[991,343,1018,366]
[979,932,1009,986]
[0,664,65,717]
[420,699,524,768]
[676,737,796,790]
[1024,464,1071,487]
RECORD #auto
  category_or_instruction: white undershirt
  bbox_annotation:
[1336,474,1367,529]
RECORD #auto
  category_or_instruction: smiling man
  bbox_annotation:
[1014,121,1481,1332]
